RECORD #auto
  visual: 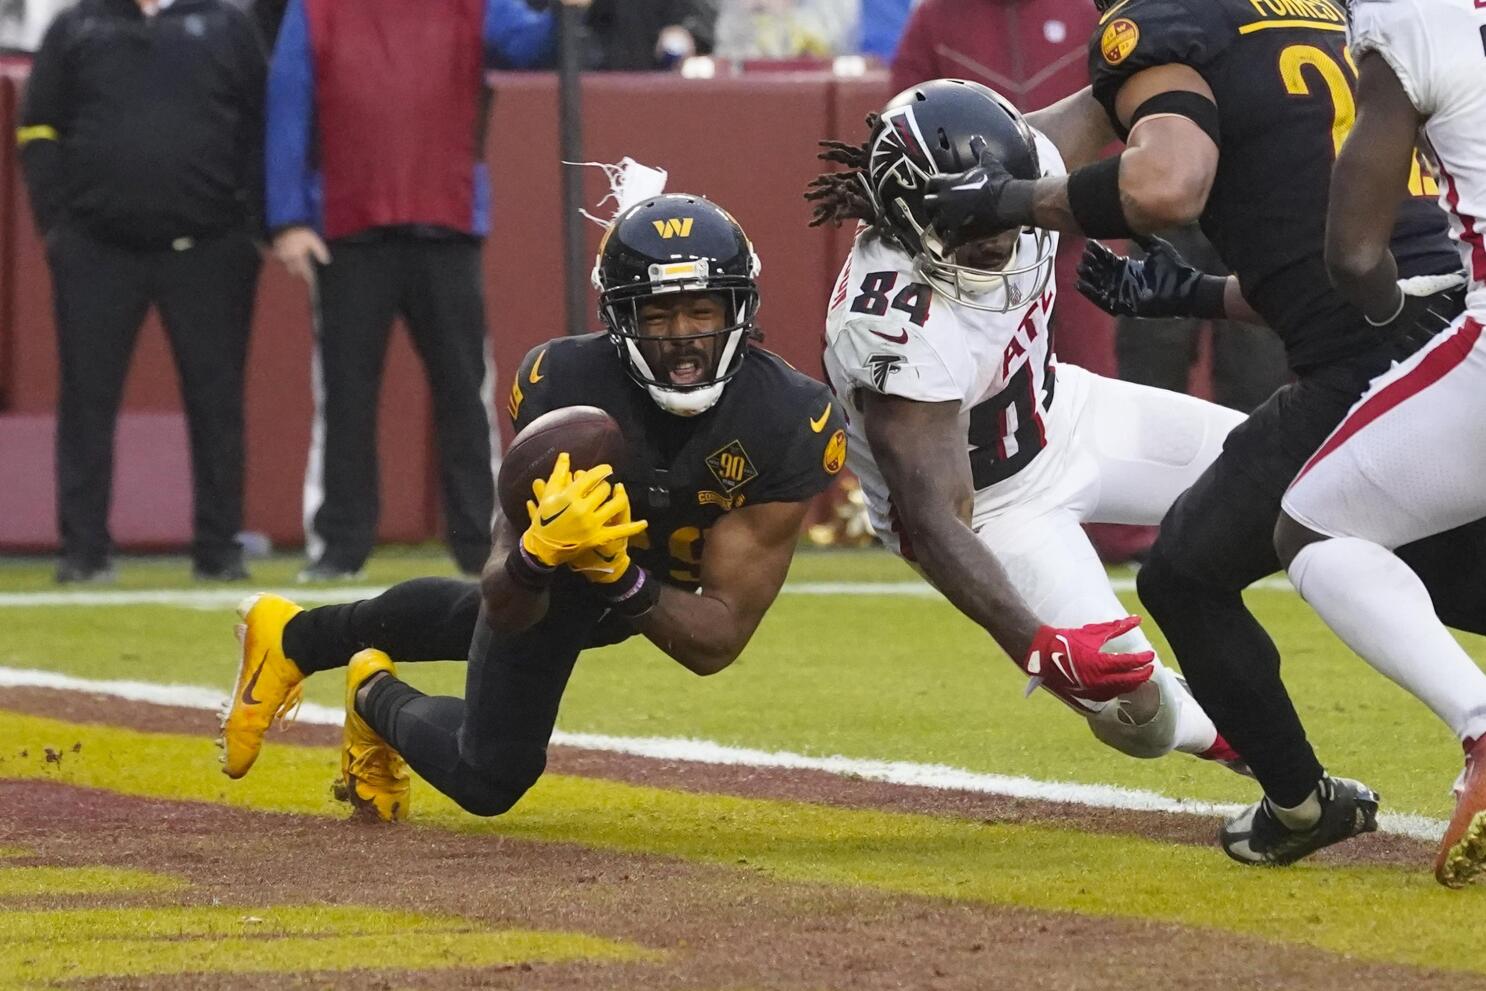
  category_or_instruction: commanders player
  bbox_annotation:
[219,194,1152,821]
[915,0,1485,868]
[807,79,1247,770]
[1271,0,1486,887]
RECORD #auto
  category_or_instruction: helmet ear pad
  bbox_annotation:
[593,194,761,416]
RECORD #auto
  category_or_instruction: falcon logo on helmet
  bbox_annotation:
[865,79,1057,313]
[593,194,762,417]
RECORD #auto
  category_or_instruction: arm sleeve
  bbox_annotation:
[1348,0,1434,115]
[1086,0,1226,136]
[229,7,269,236]
[484,0,556,69]
[265,0,316,232]
[16,13,74,235]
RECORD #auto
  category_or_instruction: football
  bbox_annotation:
[497,406,626,524]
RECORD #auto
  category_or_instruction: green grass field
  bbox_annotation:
[0,546,1477,817]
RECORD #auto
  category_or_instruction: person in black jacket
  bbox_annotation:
[17,0,266,583]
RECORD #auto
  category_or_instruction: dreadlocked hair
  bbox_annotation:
[804,112,881,229]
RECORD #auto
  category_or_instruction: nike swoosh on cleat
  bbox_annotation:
[870,328,909,344]
[240,650,269,706]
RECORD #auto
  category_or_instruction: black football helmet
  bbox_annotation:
[866,79,1056,311]
[593,194,761,416]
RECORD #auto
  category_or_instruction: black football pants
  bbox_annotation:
[284,575,635,815]
[1139,344,1486,806]
[47,225,260,571]
[307,236,496,574]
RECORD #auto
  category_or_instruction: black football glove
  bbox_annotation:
[923,141,1036,252]
[1371,274,1468,351]
[1076,236,1226,320]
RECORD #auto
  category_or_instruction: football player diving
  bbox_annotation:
[807,78,1251,772]
[915,0,1486,874]
[219,192,1150,822]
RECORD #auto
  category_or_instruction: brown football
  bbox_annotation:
[497,406,626,524]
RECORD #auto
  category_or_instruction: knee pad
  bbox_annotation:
[1086,664,1183,759]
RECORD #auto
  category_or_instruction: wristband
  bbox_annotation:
[1067,156,1135,239]
[601,562,661,619]
[1364,288,1407,328]
[1191,275,1228,319]
[504,543,556,591]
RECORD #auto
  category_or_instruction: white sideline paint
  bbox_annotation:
[0,576,1296,610]
[0,664,1439,842]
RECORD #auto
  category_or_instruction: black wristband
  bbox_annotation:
[1067,156,1135,239]
[601,563,661,619]
[504,543,555,591]
[998,179,1037,229]
[1191,275,1228,319]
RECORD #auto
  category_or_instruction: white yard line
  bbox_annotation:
[0,576,1296,609]
[0,664,1438,842]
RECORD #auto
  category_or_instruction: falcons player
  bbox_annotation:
[808,79,1247,769]
[1273,0,1486,887]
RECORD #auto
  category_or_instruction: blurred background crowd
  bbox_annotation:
[0,0,1284,583]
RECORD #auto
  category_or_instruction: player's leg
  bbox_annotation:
[1073,370,1245,527]
[1277,315,1486,884]
[973,496,1227,763]
[357,572,613,816]
[220,577,481,778]
[1138,373,1380,863]
[399,239,498,576]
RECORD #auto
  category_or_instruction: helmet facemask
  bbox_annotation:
[599,261,760,417]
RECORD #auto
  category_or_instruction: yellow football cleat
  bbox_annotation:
[220,593,306,778]
[332,649,410,822]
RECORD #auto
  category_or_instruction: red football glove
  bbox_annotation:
[1018,616,1156,703]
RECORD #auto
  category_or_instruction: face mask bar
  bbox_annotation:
[599,279,759,396]
[897,203,1056,312]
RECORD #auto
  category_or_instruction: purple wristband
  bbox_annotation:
[602,562,661,619]
[505,543,555,591]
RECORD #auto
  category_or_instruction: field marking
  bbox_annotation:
[0,576,1295,609]
[0,664,1438,842]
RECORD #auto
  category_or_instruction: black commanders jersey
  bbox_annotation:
[507,334,847,589]
[1087,0,1460,370]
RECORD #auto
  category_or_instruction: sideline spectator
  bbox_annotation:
[18,0,266,584]
[860,0,914,60]
[584,0,715,70]
[714,0,857,58]
[1116,227,1289,415]
[267,0,589,582]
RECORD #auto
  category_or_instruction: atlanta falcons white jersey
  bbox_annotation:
[823,224,1062,547]
[1350,0,1486,311]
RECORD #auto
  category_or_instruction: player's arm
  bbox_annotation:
[860,391,1041,657]
[1075,234,1265,324]
[1324,51,1424,323]
[1024,86,1117,172]
[632,499,809,676]
[924,65,1220,244]
[480,512,551,633]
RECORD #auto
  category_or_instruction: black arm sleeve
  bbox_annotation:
[1085,0,1228,138]
[17,13,75,235]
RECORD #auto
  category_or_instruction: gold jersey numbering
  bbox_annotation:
[1278,43,1438,197]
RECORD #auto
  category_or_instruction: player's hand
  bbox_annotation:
[522,453,644,567]
[1076,236,1211,319]
[567,482,648,583]
[923,141,1035,251]
[1017,616,1155,703]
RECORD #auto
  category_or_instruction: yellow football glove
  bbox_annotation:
[568,482,647,583]
[521,453,646,567]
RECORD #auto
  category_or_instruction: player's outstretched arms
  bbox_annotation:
[634,499,811,676]
[1025,86,1116,173]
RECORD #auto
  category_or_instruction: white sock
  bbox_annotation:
[1270,783,1323,830]
[1290,537,1486,743]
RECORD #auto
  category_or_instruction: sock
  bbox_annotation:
[1291,537,1486,743]
[1270,782,1323,830]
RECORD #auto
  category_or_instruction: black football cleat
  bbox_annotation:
[1220,776,1379,867]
